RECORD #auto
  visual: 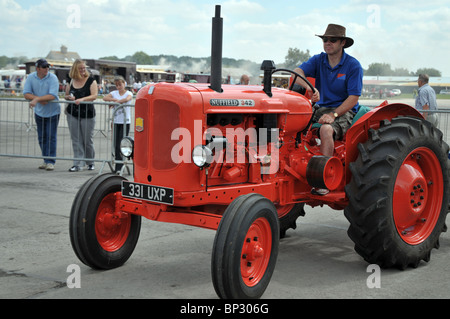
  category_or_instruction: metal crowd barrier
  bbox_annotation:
[0,97,134,174]
[421,109,450,142]
[0,88,23,95]
[1,98,449,173]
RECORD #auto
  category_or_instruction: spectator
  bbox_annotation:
[15,77,21,89]
[103,76,133,173]
[65,59,98,172]
[23,59,60,171]
[415,74,438,127]
[240,74,250,85]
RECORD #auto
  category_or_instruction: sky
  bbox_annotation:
[1,0,450,76]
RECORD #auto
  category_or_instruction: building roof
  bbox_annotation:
[136,64,170,74]
[363,76,450,87]
[46,45,81,63]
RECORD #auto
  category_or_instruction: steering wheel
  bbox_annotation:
[272,68,316,97]
[273,69,318,136]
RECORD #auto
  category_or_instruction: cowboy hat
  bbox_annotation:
[316,24,354,48]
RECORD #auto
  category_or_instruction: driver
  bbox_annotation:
[293,24,363,195]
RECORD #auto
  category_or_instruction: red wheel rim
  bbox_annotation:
[95,193,131,252]
[393,147,444,245]
[240,217,272,287]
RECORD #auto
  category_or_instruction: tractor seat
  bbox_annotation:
[351,105,371,125]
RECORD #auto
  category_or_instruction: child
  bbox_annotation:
[103,76,133,173]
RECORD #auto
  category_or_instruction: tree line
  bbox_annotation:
[0,55,28,69]
[1,48,442,77]
[99,51,261,75]
[283,48,442,77]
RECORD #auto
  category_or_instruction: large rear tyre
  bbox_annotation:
[277,203,305,238]
[345,117,449,269]
[211,193,279,299]
[69,174,141,270]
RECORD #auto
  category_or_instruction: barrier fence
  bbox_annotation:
[1,98,449,174]
[0,98,134,174]
[398,108,450,147]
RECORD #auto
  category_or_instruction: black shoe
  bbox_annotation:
[87,164,95,171]
[69,166,81,172]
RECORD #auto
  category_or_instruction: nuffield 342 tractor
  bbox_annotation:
[69,6,449,299]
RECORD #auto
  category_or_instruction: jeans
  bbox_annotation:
[35,114,60,164]
[113,123,130,172]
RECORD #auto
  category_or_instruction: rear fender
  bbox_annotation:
[344,103,423,183]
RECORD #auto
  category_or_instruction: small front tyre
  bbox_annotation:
[211,193,280,299]
[69,174,141,270]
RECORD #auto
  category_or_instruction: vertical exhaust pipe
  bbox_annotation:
[210,5,223,93]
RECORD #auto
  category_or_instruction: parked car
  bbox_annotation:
[385,90,395,97]
[391,89,401,96]
[439,89,450,95]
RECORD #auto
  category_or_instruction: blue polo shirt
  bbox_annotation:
[299,51,363,113]
[23,71,60,118]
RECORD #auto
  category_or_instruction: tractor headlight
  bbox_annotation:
[120,137,134,158]
[192,145,213,168]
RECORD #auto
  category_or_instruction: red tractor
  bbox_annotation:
[69,6,449,299]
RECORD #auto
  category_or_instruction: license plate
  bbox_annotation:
[122,181,174,205]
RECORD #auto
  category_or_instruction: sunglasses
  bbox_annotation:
[322,37,340,43]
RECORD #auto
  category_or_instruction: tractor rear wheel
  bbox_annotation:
[211,193,279,299]
[69,174,141,270]
[345,116,449,269]
[277,203,305,238]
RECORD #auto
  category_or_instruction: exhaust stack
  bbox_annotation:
[209,5,223,93]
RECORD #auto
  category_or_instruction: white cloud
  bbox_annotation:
[1,0,450,75]
[223,0,264,14]
[87,0,108,5]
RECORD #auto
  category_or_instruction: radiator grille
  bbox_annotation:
[152,100,180,170]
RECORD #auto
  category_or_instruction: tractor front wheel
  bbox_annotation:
[211,193,279,299]
[69,174,141,270]
[345,117,449,269]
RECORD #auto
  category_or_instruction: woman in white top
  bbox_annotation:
[103,76,133,173]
